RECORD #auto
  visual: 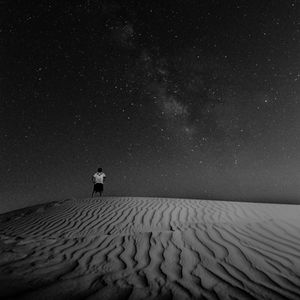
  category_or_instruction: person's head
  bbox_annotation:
[98,167,102,172]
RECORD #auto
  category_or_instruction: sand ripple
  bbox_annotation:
[0,197,300,299]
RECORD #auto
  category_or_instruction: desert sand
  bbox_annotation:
[0,197,300,300]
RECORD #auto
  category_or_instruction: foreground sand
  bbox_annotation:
[0,197,300,300]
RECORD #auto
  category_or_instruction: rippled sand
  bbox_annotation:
[0,197,300,300]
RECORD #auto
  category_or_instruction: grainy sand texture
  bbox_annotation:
[0,197,300,300]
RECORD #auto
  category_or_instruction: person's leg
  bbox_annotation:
[99,184,103,197]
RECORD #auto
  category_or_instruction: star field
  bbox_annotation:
[1,0,300,212]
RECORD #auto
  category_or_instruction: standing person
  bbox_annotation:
[92,167,106,197]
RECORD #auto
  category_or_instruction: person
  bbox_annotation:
[92,167,106,197]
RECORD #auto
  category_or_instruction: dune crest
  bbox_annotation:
[1,197,300,300]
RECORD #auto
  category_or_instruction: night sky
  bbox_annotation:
[1,0,300,212]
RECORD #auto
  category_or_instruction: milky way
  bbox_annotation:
[1,0,300,212]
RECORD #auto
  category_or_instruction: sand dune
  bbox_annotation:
[0,197,300,300]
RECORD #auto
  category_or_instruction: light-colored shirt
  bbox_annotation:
[93,172,106,184]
